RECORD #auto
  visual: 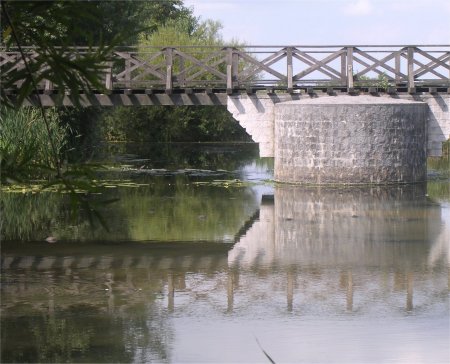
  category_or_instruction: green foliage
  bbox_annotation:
[57,107,106,162]
[140,18,223,47]
[0,106,68,182]
[137,18,225,86]
[100,15,250,144]
[137,0,199,41]
[427,180,450,202]
[100,106,251,143]
[0,0,254,234]
[0,192,62,241]
[0,1,144,229]
[354,72,392,89]
[109,175,259,242]
[137,17,247,85]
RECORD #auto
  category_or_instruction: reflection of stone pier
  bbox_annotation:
[1,186,448,317]
[231,184,443,268]
[227,185,447,312]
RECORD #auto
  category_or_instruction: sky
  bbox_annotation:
[184,0,450,45]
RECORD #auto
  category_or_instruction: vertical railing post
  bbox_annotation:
[395,51,401,84]
[407,47,415,93]
[447,52,450,80]
[341,50,347,86]
[226,47,233,94]
[165,47,173,94]
[44,79,53,94]
[287,47,293,93]
[16,53,24,89]
[105,61,113,92]
[232,50,239,87]
[346,47,354,91]
[178,53,185,88]
[125,53,131,88]
[447,52,450,81]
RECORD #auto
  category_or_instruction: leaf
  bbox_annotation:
[2,25,12,40]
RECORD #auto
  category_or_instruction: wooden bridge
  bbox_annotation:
[1,45,449,106]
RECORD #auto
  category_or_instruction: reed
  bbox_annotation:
[0,106,68,183]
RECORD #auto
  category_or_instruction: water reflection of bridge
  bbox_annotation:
[2,185,448,316]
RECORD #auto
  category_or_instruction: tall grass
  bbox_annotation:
[0,106,68,182]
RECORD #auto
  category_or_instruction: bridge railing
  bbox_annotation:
[1,45,449,94]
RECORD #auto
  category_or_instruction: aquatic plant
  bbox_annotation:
[0,106,68,183]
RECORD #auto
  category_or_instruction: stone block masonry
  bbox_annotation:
[274,96,428,184]
[228,94,450,159]
[399,95,450,157]
[227,94,301,157]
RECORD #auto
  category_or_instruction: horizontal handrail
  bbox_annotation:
[2,45,449,94]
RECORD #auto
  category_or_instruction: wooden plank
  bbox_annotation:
[407,47,415,90]
[287,47,293,92]
[347,47,354,89]
[238,50,287,81]
[178,49,226,80]
[294,48,345,77]
[125,54,131,88]
[238,48,287,81]
[129,66,165,82]
[2,51,38,74]
[293,50,344,80]
[353,49,403,79]
[293,52,342,80]
[232,51,239,84]
[178,55,185,87]
[415,48,450,70]
[165,48,173,94]
[3,46,449,94]
[115,52,165,81]
[173,49,226,80]
[105,61,113,90]
[395,52,401,83]
[341,51,347,84]
[184,56,226,82]
[116,60,165,81]
[44,79,53,94]
[413,51,450,79]
[226,47,233,93]
[411,57,449,79]
[0,53,16,67]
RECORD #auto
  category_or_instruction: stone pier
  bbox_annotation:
[227,93,450,184]
[275,96,428,184]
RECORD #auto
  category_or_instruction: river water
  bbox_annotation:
[1,143,449,363]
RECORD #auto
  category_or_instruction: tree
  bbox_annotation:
[0,1,134,228]
[1,1,122,107]
[97,17,250,144]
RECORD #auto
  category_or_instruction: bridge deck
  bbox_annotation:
[14,87,450,107]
